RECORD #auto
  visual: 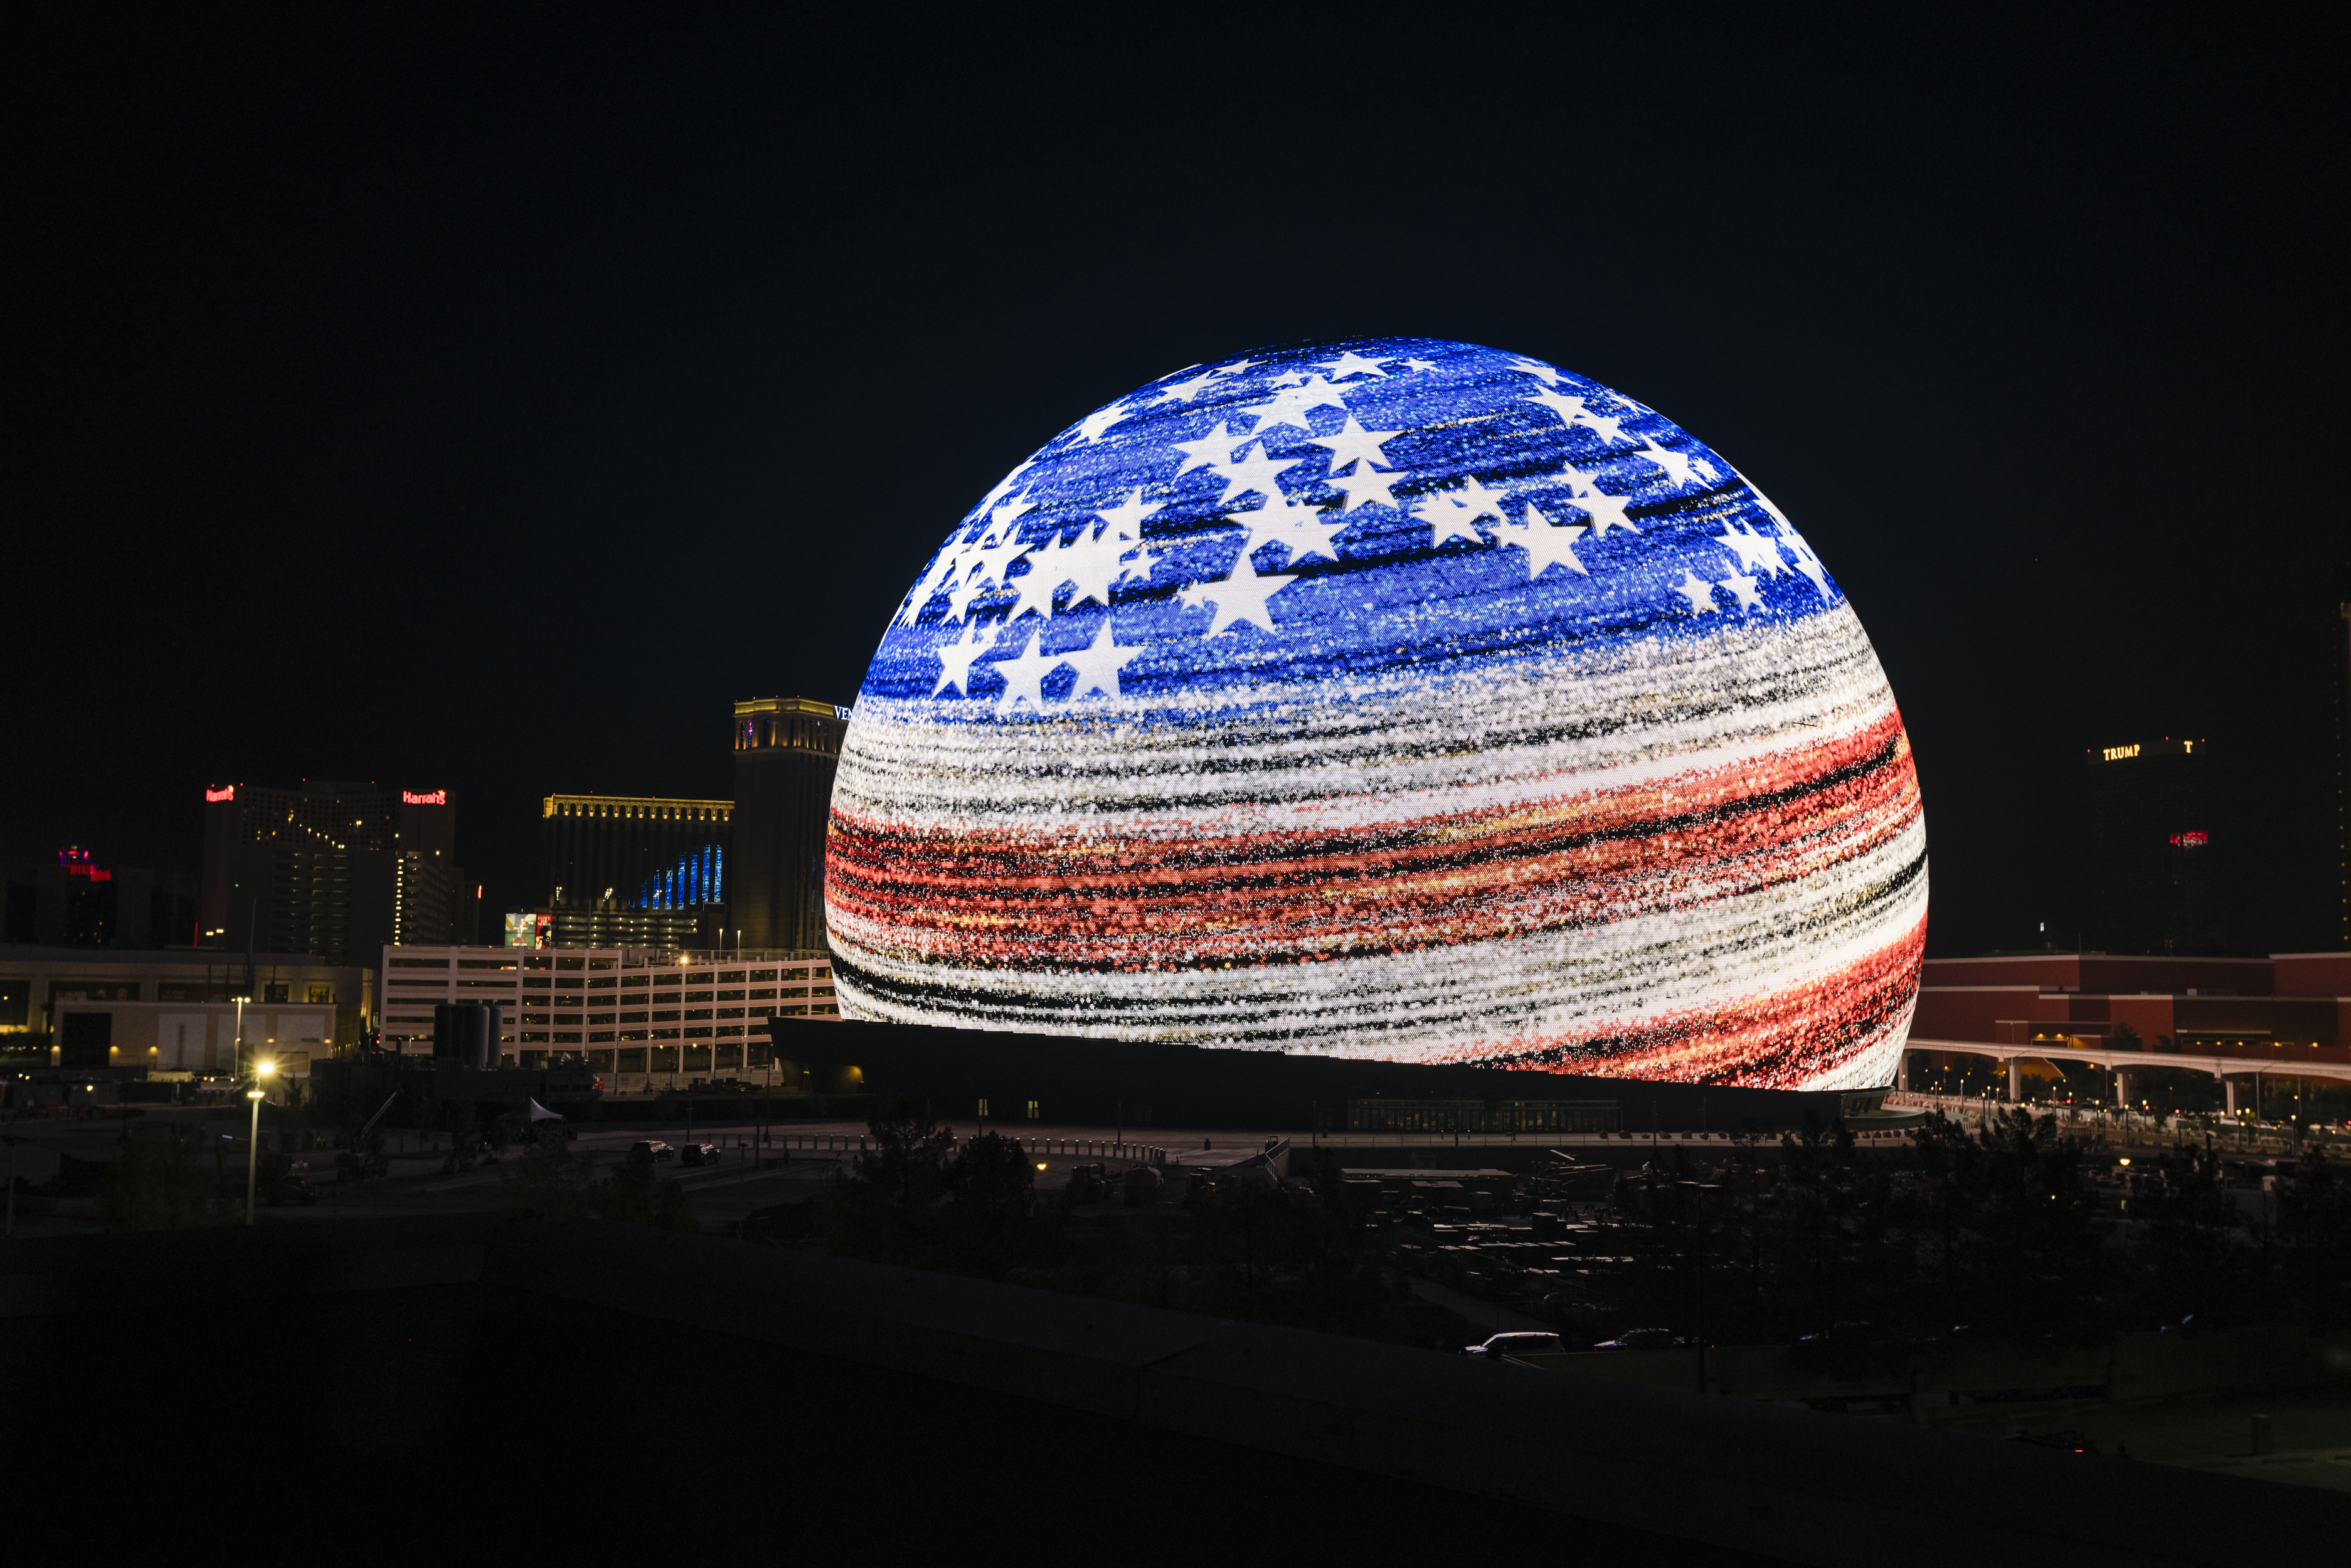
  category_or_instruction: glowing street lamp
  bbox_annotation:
[245,1058,275,1226]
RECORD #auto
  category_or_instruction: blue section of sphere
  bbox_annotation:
[862,336,1839,718]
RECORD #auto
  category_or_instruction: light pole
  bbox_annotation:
[245,1058,274,1225]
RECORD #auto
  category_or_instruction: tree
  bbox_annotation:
[825,1102,958,1261]
[98,1127,218,1231]
[503,1128,590,1214]
[584,1144,696,1231]
[506,1136,694,1231]
[944,1130,1032,1207]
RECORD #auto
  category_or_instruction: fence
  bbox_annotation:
[1345,1099,1621,1135]
[1885,1092,2350,1155]
[770,1130,1165,1169]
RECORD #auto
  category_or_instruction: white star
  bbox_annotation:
[1453,474,1511,521]
[1524,386,1633,444]
[931,622,995,696]
[1170,422,1244,479]
[1068,398,1138,446]
[1155,366,1224,404]
[1308,415,1403,475]
[1002,539,1069,622]
[1091,487,1162,541]
[1637,443,1706,488]
[1056,522,1137,610]
[990,633,1066,712]
[1502,504,1589,579]
[897,540,970,626]
[1401,358,1440,373]
[965,515,1034,590]
[1579,409,1632,445]
[1714,521,1785,576]
[1176,578,1216,612]
[1722,573,1765,611]
[1238,375,1347,435]
[1118,542,1165,587]
[1327,464,1403,511]
[1553,468,1640,537]
[1506,356,1568,386]
[987,489,1039,536]
[1061,619,1141,699]
[1209,442,1303,507]
[1211,359,1260,382]
[1200,551,1296,637]
[1523,386,1595,425]
[1781,535,1833,600]
[1276,504,1347,565]
[1228,491,1326,558]
[1672,569,1720,615]
[1413,487,1494,548]
[945,562,999,622]
[1315,351,1394,379]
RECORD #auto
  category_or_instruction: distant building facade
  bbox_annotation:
[524,793,731,950]
[4,848,198,950]
[2084,739,2222,955]
[732,697,849,952]
[0,945,369,1061]
[200,780,470,964]
[50,998,337,1076]
[379,943,835,1073]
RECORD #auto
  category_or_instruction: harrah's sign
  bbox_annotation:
[402,789,447,805]
[204,785,236,803]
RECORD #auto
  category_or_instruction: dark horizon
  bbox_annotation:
[8,10,2343,958]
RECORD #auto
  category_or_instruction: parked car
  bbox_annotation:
[679,1142,721,1167]
[629,1140,675,1163]
[260,1173,321,1206]
[1462,1332,1566,1359]
[1592,1327,1682,1350]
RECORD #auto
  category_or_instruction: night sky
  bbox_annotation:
[9,9,2342,956]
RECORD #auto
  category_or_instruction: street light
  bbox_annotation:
[245,1058,275,1226]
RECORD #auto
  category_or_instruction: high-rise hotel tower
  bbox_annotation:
[731,696,849,953]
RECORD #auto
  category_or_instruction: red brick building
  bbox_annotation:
[1913,951,2351,1071]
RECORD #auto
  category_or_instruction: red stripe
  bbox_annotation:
[1440,916,1929,1088]
[829,714,1919,966]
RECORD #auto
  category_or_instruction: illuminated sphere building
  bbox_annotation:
[826,338,1926,1089]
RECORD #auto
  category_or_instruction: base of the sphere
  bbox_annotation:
[768,1013,1896,1135]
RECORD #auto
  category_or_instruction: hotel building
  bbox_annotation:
[378,943,837,1076]
[2084,739,2220,956]
[733,696,849,952]
[201,780,474,963]
[526,793,733,950]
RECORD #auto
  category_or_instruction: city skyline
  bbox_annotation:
[6,11,2342,958]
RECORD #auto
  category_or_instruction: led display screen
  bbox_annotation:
[826,338,1926,1089]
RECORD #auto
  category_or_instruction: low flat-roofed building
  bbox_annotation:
[0,945,370,1057]
[379,943,836,1075]
[49,997,335,1077]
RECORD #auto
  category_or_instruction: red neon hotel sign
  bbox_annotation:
[403,789,447,805]
[204,785,235,802]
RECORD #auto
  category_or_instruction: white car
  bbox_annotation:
[1462,1332,1565,1359]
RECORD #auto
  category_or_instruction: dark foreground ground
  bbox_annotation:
[6,1217,2342,1564]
